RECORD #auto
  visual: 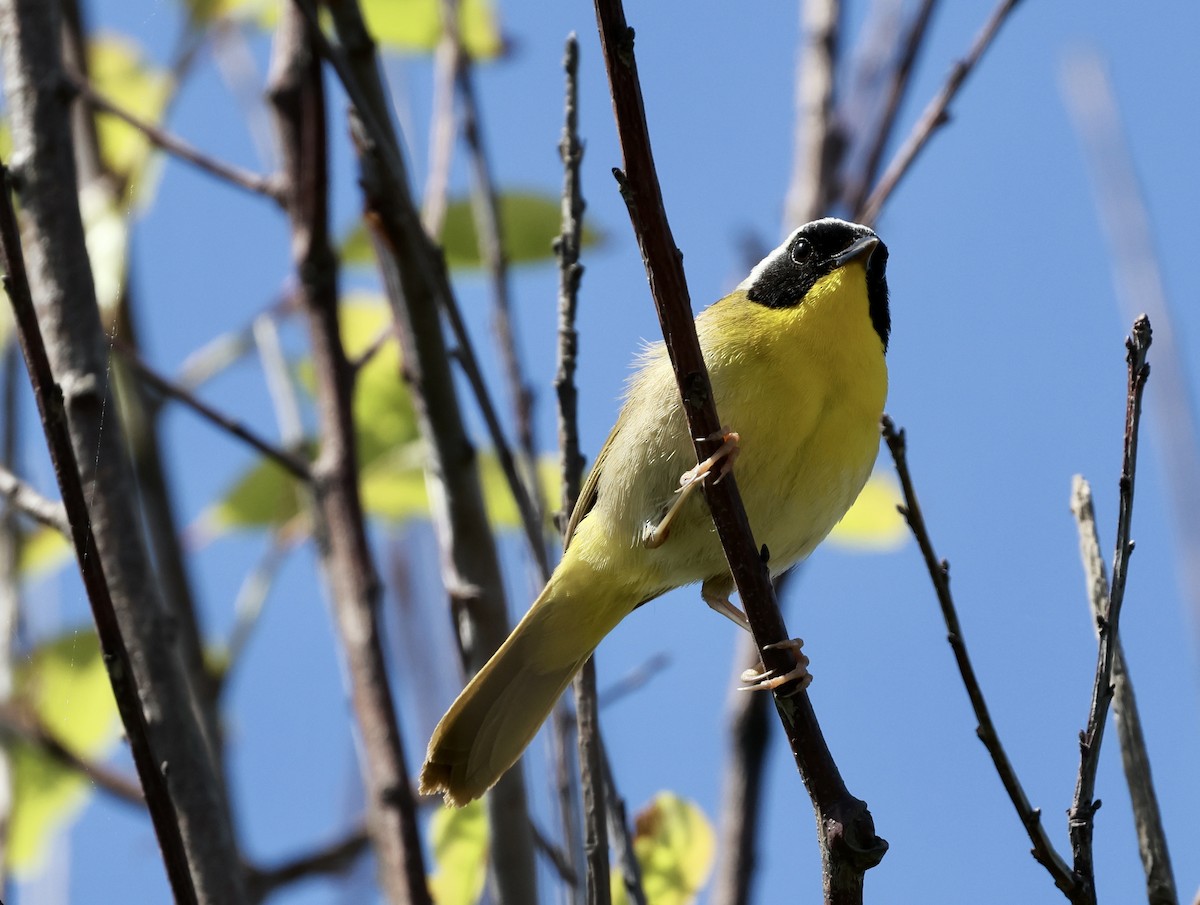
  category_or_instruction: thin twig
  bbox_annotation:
[245,826,371,903]
[121,346,312,481]
[532,811,581,887]
[0,702,146,807]
[552,32,610,905]
[858,0,1022,224]
[267,9,432,902]
[881,415,1075,895]
[601,743,647,905]
[1068,316,1152,905]
[0,464,69,534]
[592,3,887,901]
[843,0,940,219]
[1070,476,1177,905]
[63,68,283,204]
[422,11,459,236]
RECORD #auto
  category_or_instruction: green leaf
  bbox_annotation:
[612,793,715,905]
[7,629,122,877]
[441,191,604,268]
[827,471,908,552]
[340,190,604,271]
[204,454,305,533]
[88,34,171,185]
[429,800,488,905]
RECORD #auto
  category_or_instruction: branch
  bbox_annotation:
[1068,316,1152,904]
[0,1,246,896]
[0,161,198,903]
[1070,477,1177,905]
[0,702,145,807]
[63,68,283,203]
[121,346,313,481]
[0,464,69,534]
[313,0,540,898]
[881,416,1074,894]
[266,9,431,903]
[591,3,887,900]
[246,826,371,903]
[784,0,843,230]
[842,0,940,218]
[551,32,610,905]
[857,0,1022,225]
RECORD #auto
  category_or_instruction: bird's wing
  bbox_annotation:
[562,421,620,550]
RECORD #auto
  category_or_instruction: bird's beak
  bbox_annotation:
[830,234,879,268]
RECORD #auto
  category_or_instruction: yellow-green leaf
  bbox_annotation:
[184,0,275,25]
[79,182,129,313]
[429,800,488,905]
[828,472,908,551]
[17,525,72,580]
[7,629,122,877]
[613,792,715,905]
[340,191,603,270]
[361,0,503,59]
[88,34,171,184]
[441,191,603,268]
[203,455,305,534]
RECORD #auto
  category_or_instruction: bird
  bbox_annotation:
[420,217,890,806]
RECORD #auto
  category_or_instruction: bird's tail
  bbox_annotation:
[419,556,633,806]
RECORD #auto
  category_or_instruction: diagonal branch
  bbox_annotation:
[857,0,1022,224]
[591,2,887,901]
[121,346,312,481]
[842,0,940,218]
[881,416,1075,895]
[63,68,283,203]
[1070,476,1177,905]
[1068,316,1152,905]
[0,464,69,534]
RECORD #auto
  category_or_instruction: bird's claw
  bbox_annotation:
[738,638,810,694]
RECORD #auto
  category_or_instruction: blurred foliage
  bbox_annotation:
[428,800,488,905]
[88,34,170,193]
[828,471,908,551]
[4,630,121,878]
[341,190,604,271]
[186,0,504,59]
[613,792,715,905]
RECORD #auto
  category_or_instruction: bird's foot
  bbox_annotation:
[644,431,740,550]
[738,638,810,694]
[680,429,741,488]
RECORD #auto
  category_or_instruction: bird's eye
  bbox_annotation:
[790,238,811,263]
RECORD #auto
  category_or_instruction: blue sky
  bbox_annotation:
[11,1,1200,903]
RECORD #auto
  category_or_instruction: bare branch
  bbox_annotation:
[1070,477,1178,905]
[843,0,939,218]
[267,9,431,902]
[881,416,1075,895]
[591,2,887,899]
[0,702,146,807]
[858,0,1022,224]
[784,0,843,230]
[246,826,371,903]
[62,68,283,203]
[0,464,69,534]
[314,0,540,898]
[0,2,247,895]
[122,346,313,481]
[1069,316,1153,904]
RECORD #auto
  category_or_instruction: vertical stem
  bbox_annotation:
[0,343,20,885]
[0,2,247,899]
[266,10,431,903]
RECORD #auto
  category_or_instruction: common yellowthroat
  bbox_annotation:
[420,217,890,806]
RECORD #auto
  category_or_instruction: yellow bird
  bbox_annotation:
[420,217,890,806]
